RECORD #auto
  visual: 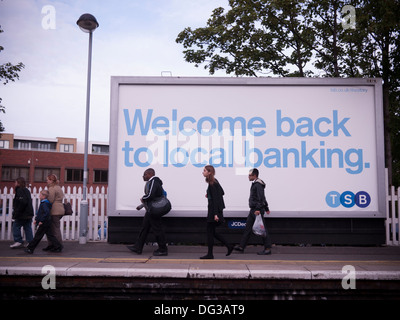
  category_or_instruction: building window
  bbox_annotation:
[0,140,10,149]
[94,170,108,183]
[14,140,56,151]
[60,144,74,153]
[38,143,52,151]
[34,168,61,182]
[1,166,30,181]
[16,141,31,150]
[92,144,109,154]
[65,168,84,182]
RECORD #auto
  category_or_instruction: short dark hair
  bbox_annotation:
[249,168,259,177]
[145,168,155,176]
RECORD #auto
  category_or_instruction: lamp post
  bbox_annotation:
[76,13,99,244]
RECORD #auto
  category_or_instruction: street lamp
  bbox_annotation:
[77,13,99,244]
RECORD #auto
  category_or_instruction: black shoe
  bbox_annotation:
[24,248,33,254]
[127,245,142,254]
[153,249,168,256]
[257,249,272,255]
[42,246,54,251]
[233,245,244,252]
[226,245,234,256]
[200,254,214,259]
[51,247,63,253]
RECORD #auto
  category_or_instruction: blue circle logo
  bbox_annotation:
[326,191,341,208]
[326,191,371,208]
[355,191,371,208]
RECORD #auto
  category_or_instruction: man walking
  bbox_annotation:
[234,168,272,255]
[127,168,168,256]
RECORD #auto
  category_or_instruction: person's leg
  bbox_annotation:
[150,214,167,255]
[45,224,62,252]
[51,215,63,245]
[12,220,24,244]
[214,225,233,256]
[129,212,151,253]
[258,213,272,255]
[26,224,46,253]
[236,211,256,251]
[20,219,33,243]
[201,222,215,259]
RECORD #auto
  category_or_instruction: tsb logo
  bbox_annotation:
[326,191,371,208]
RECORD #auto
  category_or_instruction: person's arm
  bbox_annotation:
[142,179,160,202]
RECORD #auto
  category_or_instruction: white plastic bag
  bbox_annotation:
[252,214,266,237]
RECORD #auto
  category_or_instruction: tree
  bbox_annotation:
[176,0,315,77]
[176,0,400,185]
[0,26,25,134]
[354,0,400,186]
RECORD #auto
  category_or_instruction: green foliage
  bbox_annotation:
[176,0,400,185]
[0,26,25,133]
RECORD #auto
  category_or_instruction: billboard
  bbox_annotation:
[108,77,385,218]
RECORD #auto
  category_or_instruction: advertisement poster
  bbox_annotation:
[109,77,385,218]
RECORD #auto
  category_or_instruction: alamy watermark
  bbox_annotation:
[341,265,356,290]
[41,5,56,30]
[342,5,356,30]
[41,265,56,290]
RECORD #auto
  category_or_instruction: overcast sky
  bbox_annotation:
[0,0,229,142]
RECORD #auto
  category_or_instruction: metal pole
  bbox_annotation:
[79,31,93,244]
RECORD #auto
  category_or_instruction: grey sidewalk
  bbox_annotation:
[1,241,400,280]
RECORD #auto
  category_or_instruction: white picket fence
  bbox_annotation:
[0,186,108,242]
[386,185,400,245]
[1,183,400,245]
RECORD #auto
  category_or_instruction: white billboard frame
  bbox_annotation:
[108,77,385,218]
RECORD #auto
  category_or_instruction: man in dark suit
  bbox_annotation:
[127,168,168,256]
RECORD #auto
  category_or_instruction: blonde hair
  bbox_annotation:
[41,190,49,199]
[47,174,59,185]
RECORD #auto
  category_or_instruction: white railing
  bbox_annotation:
[0,186,108,242]
[386,185,399,246]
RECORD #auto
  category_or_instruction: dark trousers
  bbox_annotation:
[27,222,62,252]
[135,211,167,251]
[206,222,230,255]
[239,209,272,249]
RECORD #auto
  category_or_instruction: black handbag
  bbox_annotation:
[148,196,171,217]
[63,201,73,216]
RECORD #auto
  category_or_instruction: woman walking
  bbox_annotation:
[43,174,64,252]
[10,177,34,248]
[200,165,233,259]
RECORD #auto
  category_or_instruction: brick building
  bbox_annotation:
[0,133,109,190]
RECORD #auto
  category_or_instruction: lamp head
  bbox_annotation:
[77,13,99,33]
